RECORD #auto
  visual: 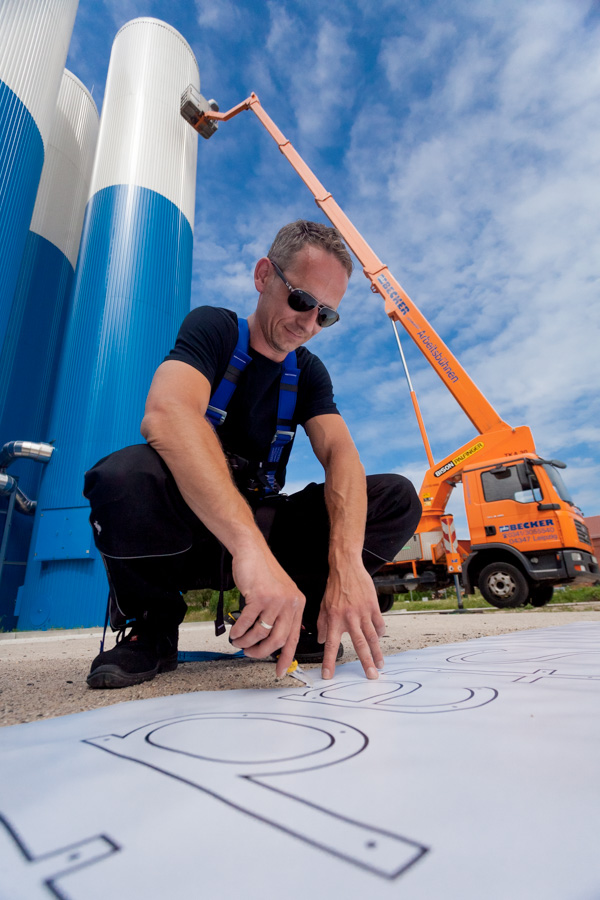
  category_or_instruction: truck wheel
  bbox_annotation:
[378,592,395,614]
[478,562,529,608]
[529,584,553,607]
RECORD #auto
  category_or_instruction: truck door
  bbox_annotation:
[467,462,563,551]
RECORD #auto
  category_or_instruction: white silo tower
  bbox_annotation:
[0,0,79,349]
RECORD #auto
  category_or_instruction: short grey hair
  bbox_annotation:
[267,220,353,278]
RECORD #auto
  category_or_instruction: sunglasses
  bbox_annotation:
[270,259,340,328]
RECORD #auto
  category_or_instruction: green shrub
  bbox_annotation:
[184,587,241,621]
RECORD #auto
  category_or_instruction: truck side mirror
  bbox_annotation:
[530,457,567,469]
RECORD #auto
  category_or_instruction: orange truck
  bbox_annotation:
[181,89,600,609]
[372,432,597,609]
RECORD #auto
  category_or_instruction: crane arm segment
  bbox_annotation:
[418,424,537,523]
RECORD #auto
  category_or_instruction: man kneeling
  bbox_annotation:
[84,221,421,687]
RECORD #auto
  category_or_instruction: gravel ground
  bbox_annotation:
[1,603,599,727]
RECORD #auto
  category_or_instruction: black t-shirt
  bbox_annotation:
[165,306,340,490]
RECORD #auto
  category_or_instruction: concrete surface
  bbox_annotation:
[1,604,600,727]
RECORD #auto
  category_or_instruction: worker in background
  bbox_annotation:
[83,220,421,689]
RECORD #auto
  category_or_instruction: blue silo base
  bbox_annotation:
[16,504,107,630]
[0,231,75,632]
[15,555,107,631]
[0,566,24,632]
[0,507,34,632]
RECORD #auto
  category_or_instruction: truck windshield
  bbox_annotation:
[543,464,574,505]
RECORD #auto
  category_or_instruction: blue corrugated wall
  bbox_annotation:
[0,233,74,630]
[0,80,45,352]
[16,184,193,630]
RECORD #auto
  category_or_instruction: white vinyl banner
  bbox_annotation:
[0,622,598,899]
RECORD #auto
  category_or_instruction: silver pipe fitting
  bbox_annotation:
[14,487,36,515]
[0,441,54,469]
[0,472,17,495]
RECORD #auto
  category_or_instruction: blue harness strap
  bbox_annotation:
[206,317,300,493]
[263,353,300,491]
[205,318,252,427]
[178,650,245,662]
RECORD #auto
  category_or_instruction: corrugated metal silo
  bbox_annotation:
[0,70,98,630]
[0,0,79,351]
[16,18,199,630]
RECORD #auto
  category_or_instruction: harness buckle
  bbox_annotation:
[272,429,295,445]
[206,405,227,426]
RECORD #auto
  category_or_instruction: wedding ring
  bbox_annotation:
[259,619,274,630]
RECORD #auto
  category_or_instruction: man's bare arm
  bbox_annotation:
[141,360,304,674]
[304,414,385,680]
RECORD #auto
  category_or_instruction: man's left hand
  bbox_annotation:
[316,560,386,681]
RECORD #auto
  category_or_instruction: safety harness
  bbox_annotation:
[206,317,300,495]
[206,317,300,634]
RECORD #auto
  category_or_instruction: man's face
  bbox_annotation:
[254,244,349,358]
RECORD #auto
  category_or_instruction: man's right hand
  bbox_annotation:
[229,545,306,678]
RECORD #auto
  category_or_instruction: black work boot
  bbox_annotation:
[87,619,179,689]
[295,628,343,664]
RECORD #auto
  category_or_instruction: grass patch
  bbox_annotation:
[181,583,600,622]
[390,583,600,612]
[391,589,488,612]
[552,584,600,604]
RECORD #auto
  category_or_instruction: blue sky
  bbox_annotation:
[66,0,600,535]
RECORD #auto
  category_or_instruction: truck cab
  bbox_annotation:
[462,456,599,606]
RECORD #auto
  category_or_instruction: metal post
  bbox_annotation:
[454,573,464,611]
[0,490,17,588]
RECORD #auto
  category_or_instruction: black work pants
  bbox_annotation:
[83,444,422,629]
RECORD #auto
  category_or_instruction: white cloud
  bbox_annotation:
[379,21,458,95]
[101,0,148,29]
[194,0,241,31]
[258,7,357,147]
